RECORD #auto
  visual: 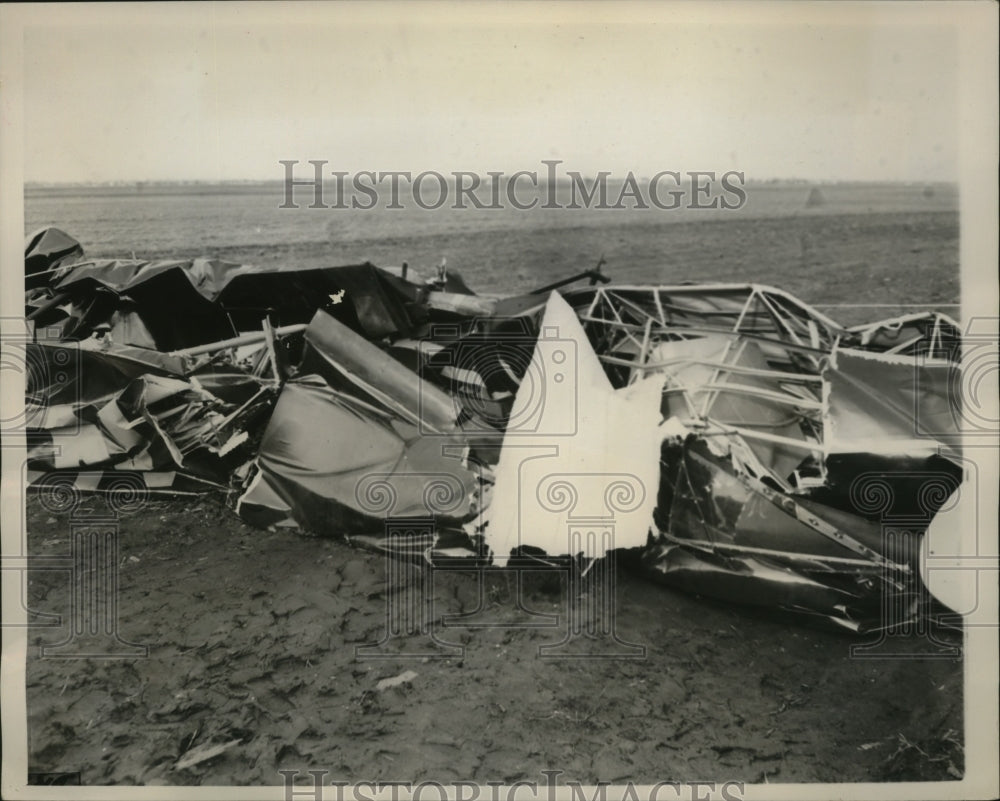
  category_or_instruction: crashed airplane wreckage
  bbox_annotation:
[23,228,964,631]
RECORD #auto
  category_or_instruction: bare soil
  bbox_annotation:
[23,210,964,786]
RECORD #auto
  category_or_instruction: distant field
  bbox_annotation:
[26,180,956,255]
[25,181,959,327]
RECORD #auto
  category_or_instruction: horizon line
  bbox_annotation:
[24,176,959,189]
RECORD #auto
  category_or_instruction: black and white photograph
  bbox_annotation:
[1,2,997,800]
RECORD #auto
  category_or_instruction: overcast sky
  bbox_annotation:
[16,2,965,183]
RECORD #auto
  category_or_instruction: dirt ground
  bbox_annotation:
[22,209,965,787]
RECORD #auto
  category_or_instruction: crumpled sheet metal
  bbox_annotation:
[299,308,461,434]
[22,236,966,629]
[642,544,877,632]
[27,256,426,350]
[644,435,912,630]
[847,310,960,359]
[237,374,478,535]
[25,337,274,485]
[25,226,84,281]
[548,284,962,628]
[237,309,480,539]
[648,333,822,484]
[825,346,961,460]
